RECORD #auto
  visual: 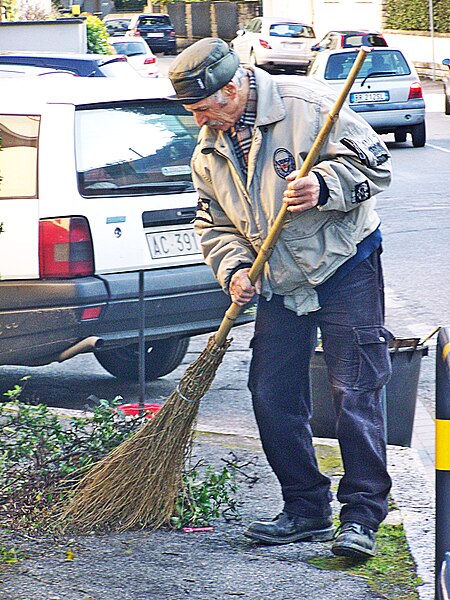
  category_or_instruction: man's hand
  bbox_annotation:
[283,171,320,213]
[229,268,260,306]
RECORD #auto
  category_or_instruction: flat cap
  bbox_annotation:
[168,38,240,104]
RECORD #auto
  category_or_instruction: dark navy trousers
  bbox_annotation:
[248,249,393,531]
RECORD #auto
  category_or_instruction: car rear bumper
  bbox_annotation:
[0,264,254,367]
[350,100,425,129]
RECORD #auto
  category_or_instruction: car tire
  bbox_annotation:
[95,337,190,382]
[394,129,407,143]
[445,88,450,115]
[411,122,426,148]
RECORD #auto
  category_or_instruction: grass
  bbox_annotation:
[311,443,423,600]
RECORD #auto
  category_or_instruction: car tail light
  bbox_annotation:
[169,30,175,38]
[408,81,423,99]
[39,217,94,278]
[144,57,156,65]
[259,39,272,49]
[134,30,141,37]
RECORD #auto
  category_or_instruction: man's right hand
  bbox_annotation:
[229,268,260,306]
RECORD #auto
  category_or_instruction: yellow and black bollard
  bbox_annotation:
[436,326,450,599]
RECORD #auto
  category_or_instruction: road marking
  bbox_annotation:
[426,143,450,154]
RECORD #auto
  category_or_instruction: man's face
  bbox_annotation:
[183,85,242,131]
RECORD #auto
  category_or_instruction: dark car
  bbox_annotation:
[443,58,450,115]
[104,17,131,37]
[0,52,141,78]
[127,13,177,55]
[311,30,388,52]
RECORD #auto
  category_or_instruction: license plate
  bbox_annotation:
[146,32,164,37]
[350,91,389,103]
[147,228,201,260]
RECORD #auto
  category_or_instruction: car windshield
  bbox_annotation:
[343,34,387,47]
[324,50,411,80]
[269,23,315,38]
[75,101,199,197]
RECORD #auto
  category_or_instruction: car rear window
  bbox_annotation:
[343,34,387,48]
[112,42,146,56]
[138,16,171,27]
[269,24,315,38]
[324,50,411,80]
[75,101,199,197]
[0,114,39,199]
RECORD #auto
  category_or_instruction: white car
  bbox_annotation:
[308,47,426,147]
[108,36,159,78]
[0,78,254,381]
[230,17,317,73]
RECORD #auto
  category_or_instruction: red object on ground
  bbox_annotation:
[116,403,163,418]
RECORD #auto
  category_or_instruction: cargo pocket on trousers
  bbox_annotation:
[354,326,393,391]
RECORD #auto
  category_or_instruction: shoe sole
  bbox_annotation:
[244,526,335,545]
[331,542,376,560]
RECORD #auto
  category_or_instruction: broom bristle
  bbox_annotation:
[61,335,231,532]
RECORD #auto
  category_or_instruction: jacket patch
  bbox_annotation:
[352,181,371,203]
[273,148,296,179]
[341,138,390,167]
[196,198,213,225]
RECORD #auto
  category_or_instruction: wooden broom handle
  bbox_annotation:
[214,47,371,348]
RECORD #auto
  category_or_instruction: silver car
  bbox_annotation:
[230,17,317,73]
[308,47,426,147]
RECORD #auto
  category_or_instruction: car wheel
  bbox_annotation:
[95,337,189,382]
[394,129,407,143]
[411,122,426,148]
[249,50,258,67]
[445,88,450,115]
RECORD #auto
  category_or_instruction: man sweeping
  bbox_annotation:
[168,37,393,560]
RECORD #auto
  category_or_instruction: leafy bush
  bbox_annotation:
[85,14,111,55]
[385,0,450,34]
[0,381,245,533]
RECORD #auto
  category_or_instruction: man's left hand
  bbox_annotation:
[283,172,320,213]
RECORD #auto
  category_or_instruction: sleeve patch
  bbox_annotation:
[352,180,371,204]
[195,197,214,225]
[341,137,390,167]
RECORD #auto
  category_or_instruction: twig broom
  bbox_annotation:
[62,47,371,532]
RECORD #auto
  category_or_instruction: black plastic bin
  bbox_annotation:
[310,338,429,447]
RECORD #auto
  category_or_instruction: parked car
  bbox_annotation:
[0,78,254,381]
[104,16,131,37]
[311,30,388,52]
[0,52,141,78]
[109,36,159,78]
[443,58,450,115]
[126,13,177,55]
[230,17,317,73]
[308,47,426,147]
[0,64,77,78]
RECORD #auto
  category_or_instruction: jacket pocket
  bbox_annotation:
[282,212,357,286]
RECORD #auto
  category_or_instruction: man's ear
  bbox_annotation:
[223,82,238,98]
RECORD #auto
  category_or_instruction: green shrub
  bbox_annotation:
[85,14,111,55]
[385,0,450,34]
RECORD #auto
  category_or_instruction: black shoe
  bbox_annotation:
[331,522,377,559]
[244,512,335,545]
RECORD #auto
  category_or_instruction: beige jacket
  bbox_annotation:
[192,67,392,315]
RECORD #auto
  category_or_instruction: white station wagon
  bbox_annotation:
[0,78,254,381]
